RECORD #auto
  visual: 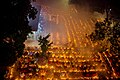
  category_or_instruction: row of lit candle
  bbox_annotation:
[51,69,106,73]
[48,59,101,63]
[51,55,92,58]
[15,76,119,80]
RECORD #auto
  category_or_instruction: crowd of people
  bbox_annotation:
[6,46,119,79]
[16,51,40,79]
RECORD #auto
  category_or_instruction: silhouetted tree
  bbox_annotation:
[89,17,120,54]
[0,0,37,79]
[38,33,53,56]
[37,34,53,65]
[89,16,120,76]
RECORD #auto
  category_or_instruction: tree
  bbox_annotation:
[89,17,120,54]
[37,34,53,65]
[0,0,37,79]
[89,15,120,77]
[38,33,53,56]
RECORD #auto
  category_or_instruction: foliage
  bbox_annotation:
[89,18,120,54]
[0,0,37,79]
[89,17,120,77]
[37,34,53,65]
[38,33,53,55]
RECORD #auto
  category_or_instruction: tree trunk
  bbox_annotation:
[37,53,48,66]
